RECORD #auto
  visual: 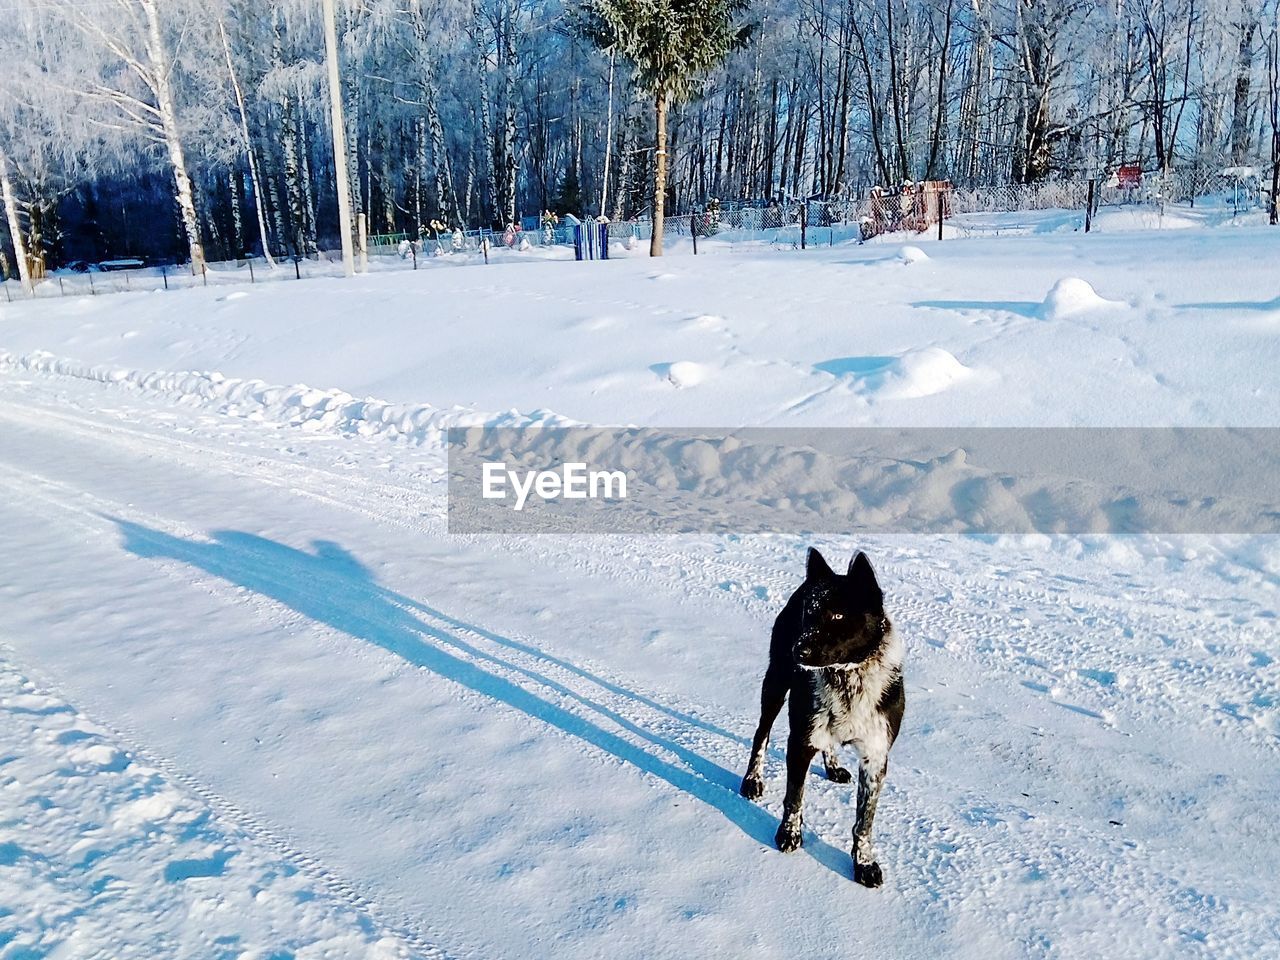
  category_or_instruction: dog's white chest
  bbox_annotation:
[818,673,888,759]
[812,632,903,763]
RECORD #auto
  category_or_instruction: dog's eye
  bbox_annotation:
[830,613,844,621]
[880,617,890,631]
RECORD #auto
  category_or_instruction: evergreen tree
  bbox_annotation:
[579,0,753,256]
[554,165,584,217]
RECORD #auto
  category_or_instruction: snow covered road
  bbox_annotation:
[2,232,1279,958]
[1,368,1277,959]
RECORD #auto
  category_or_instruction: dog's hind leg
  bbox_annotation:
[740,668,788,800]
[852,757,888,887]
[775,728,818,852]
[822,750,853,783]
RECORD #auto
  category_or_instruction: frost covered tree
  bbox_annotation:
[7,0,1280,280]
[580,0,753,255]
[0,3,110,282]
[53,0,210,270]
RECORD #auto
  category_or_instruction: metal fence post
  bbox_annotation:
[162,265,168,290]
[248,257,255,283]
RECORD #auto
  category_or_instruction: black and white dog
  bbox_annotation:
[740,548,905,887]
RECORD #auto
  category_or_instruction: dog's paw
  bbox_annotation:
[740,775,765,800]
[824,764,853,784]
[775,821,803,853]
[853,860,883,888]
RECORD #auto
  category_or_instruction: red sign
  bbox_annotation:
[1117,165,1143,189]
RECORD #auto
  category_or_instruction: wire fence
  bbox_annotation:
[1,171,1261,303]
[1,256,382,302]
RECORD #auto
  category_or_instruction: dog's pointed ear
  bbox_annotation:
[848,552,883,604]
[806,547,835,582]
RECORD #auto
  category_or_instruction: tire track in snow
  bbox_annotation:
[0,646,436,959]
[1,454,1272,957]
[0,467,456,960]
[1,391,1277,955]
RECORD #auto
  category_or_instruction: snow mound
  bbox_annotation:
[0,350,574,445]
[858,347,973,399]
[652,360,708,388]
[898,245,929,264]
[1039,278,1119,320]
[688,314,725,329]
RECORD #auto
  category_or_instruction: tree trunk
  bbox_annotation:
[425,76,454,222]
[141,0,204,272]
[600,48,616,218]
[473,13,496,224]
[613,107,636,221]
[498,4,519,227]
[1231,19,1258,163]
[280,95,310,256]
[265,153,288,257]
[927,0,955,179]
[0,148,32,292]
[228,169,244,255]
[414,117,426,235]
[218,15,274,266]
[651,91,668,257]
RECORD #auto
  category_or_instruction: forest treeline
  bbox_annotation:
[1,0,1279,274]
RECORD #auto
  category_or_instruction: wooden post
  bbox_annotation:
[482,238,489,264]
[248,257,255,283]
[800,202,807,249]
[89,272,96,295]
[410,241,417,270]
[691,213,698,255]
[1085,180,1095,233]
[294,257,301,280]
[162,265,168,290]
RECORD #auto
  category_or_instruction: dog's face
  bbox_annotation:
[793,548,890,669]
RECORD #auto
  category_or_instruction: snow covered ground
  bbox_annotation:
[1,220,1278,959]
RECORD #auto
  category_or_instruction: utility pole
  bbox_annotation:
[322,0,355,277]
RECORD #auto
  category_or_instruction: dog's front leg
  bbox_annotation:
[741,669,788,800]
[852,757,888,887]
[775,731,818,852]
